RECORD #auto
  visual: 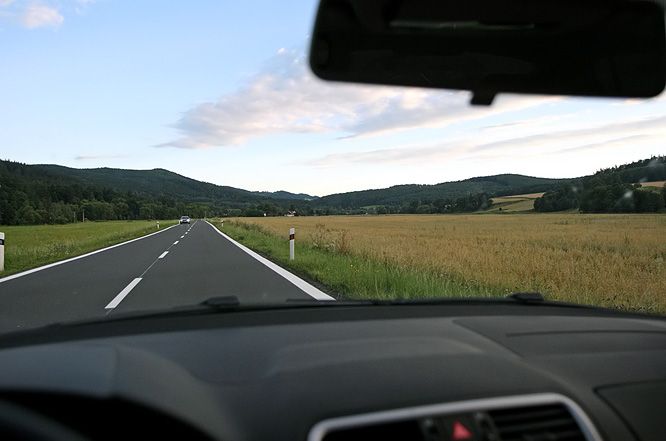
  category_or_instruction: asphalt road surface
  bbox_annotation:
[0,220,333,333]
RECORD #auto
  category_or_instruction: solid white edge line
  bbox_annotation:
[158,251,169,259]
[0,225,177,284]
[205,220,335,301]
[105,277,142,309]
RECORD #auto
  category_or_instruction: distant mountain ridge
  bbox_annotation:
[1,156,661,225]
[17,162,568,208]
[28,164,569,209]
[316,174,570,208]
[31,164,315,202]
[0,160,317,224]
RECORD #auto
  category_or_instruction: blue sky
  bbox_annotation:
[1,0,664,196]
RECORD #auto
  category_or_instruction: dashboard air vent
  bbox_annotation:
[488,403,585,441]
[309,394,600,441]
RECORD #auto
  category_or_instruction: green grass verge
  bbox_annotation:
[0,220,176,276]
[213,220,503,301]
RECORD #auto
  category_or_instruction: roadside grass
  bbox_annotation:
[211,220,502,300]
[218,214,666,313]
[0,220,176,276]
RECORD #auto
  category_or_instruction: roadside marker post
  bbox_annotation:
[157,221,160,229]
[0,232,4,272]
[289,228,295,260]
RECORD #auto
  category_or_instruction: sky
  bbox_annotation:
[0,0,664,197]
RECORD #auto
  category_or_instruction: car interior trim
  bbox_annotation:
[307,392,604,441]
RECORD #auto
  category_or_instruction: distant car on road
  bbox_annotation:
[179,216,191,224]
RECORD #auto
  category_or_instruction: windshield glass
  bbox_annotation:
[0,0,664,333]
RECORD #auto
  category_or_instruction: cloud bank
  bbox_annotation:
[158,48,550,149]
[1,1,65,29]
[306,115,666,167]
[21,4,63,28]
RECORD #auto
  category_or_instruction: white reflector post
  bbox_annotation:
[289,228,295,261]
[0,232,4,272]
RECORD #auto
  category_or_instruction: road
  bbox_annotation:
[0,220,333,333]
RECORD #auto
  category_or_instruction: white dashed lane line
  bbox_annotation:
[105,224,195,310]
[106,221,198,310]
[105,278,142,309]
[0,225,177,285]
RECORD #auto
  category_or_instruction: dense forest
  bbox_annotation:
[0,160,312,225]
[315,174,568,208]
[1,156,664,225]
[534,156,666,213]
[0,160,568,224]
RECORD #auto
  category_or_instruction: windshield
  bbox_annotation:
[0,0,664,333]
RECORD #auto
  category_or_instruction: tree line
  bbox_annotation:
[2,156,665,225]
[0,160,292,225]
[534,156,666,213]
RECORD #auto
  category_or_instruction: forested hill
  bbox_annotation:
[1,156,664,225]
[534,156,666,213]
[31,164,315,202]
[316,174,569,208]
[0,160,314,225]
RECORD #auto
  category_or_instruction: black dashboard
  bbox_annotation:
[0,303,664,441]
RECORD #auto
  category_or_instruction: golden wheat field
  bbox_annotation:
[233,214,666,312]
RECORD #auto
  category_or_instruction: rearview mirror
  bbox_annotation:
[309,0,666,105]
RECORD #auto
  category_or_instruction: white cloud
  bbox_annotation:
[305,141,466,167]
[0,0,15,7]
[158,48,552,149]
[21,4,63,29]
[471,115,666,155]
[305,115,666,167]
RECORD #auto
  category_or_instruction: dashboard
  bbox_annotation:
[0,302,664,441]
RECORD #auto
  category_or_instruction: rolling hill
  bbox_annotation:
[315,174,570,208]
[0,160,316,224]
[1,156,663,225]
[31,164,314,203]
[534,156,666,213]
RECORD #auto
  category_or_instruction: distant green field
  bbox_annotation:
[486,193,544,213]
[0,220,176,276]
[641,181,665,189]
